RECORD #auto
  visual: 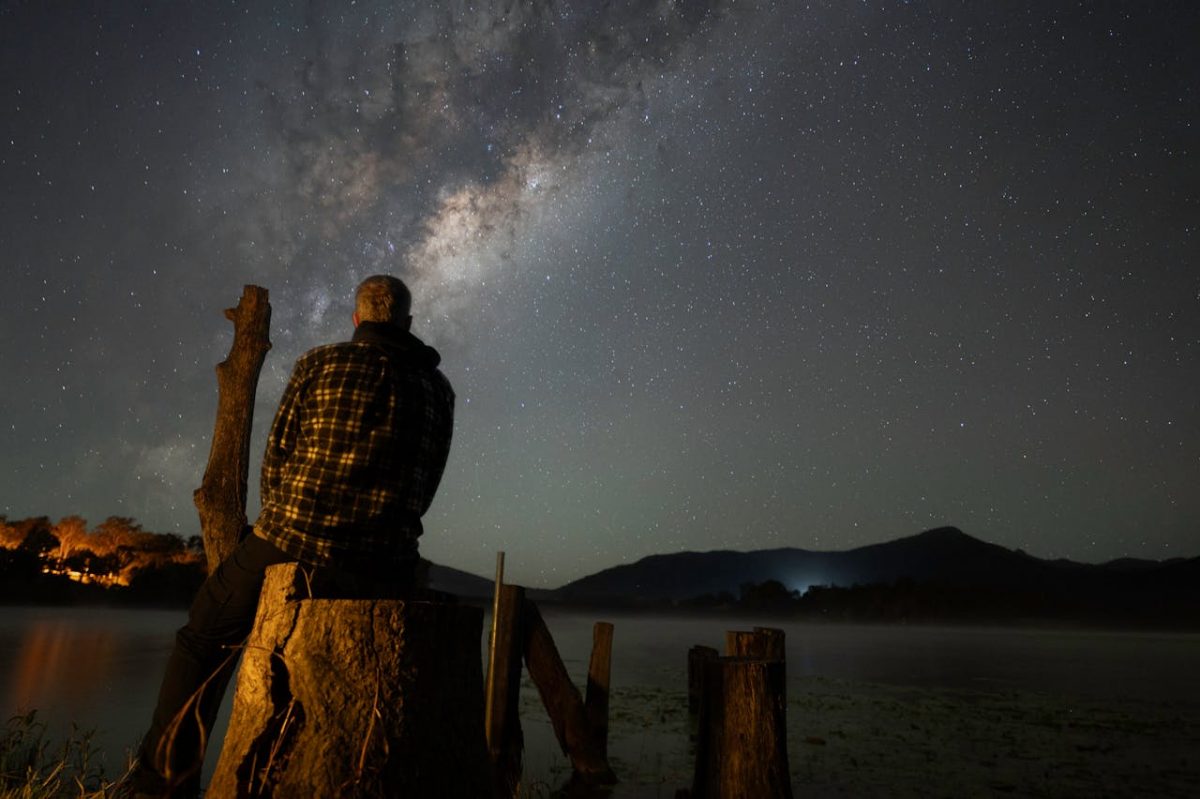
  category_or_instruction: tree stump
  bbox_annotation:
[194,285,272,573]
[209,563,491,798]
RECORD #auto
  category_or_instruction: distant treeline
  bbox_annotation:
[0,514,205,606]
[675,577,1200,628]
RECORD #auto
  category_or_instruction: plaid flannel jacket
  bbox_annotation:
[254,322,454,566]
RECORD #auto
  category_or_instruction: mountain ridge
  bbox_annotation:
[432,526,1199,609]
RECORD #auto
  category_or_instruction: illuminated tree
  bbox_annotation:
[0,516,21,549]
[53,515,89,560]
[89,515,143,556]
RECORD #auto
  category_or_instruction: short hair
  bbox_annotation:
[355,275,412,324]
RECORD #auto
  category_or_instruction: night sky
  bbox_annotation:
[2,1,1197,587]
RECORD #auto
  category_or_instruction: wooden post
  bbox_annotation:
[522,600,615,783]
[193,285,271,573]
[487,584,525,798]
[584,621,614,761]
[691,628,792,799]
[687,645,718,739]
[725,630,756,657]
[727,627,787,701]
[209,564,491,798]
[484,551,506,746]
[692,657,792,799]
[752,627,786,662]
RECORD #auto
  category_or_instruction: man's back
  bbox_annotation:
[254,320,454,566]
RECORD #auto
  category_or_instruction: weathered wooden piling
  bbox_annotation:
[691,627,792,799]
[209,563,491,798]
[726,626,788,705]
[726,626,786,662]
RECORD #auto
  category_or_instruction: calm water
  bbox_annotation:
[2,605,1199,785]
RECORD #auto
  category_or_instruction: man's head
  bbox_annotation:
[354,275,412,329]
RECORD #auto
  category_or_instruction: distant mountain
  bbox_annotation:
[554,527,1005,602]
[426,528,1200,625]
[552,526,1200,616]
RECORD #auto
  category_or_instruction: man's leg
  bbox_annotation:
[133,533,292,795]
[312,553,419,599]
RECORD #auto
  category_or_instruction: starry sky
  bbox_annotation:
[1,1,1197,587]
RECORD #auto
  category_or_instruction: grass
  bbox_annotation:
[0,712,128,799]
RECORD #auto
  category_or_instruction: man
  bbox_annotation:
[130,275,454,797]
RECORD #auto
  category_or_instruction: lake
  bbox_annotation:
[3,606,1199,796]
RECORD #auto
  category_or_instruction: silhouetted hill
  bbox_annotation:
[426,561,555,601]
[427,562,494,598]
[553,527,1200,624]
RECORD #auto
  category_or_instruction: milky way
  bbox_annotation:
[1,1,1197,585]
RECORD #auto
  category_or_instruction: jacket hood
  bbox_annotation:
[351,321,442,369]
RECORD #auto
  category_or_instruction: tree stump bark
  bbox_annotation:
[209,563,492,798]
[194,285,272,573]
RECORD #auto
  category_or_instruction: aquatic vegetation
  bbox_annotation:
[0,711,128,799]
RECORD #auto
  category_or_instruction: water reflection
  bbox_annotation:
[8,620,119,713]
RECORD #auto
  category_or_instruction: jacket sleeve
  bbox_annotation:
[261,361,306,506]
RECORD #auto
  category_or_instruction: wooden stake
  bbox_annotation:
[484,550,506,745]
[487,583,525,798]
[584,621,614,761]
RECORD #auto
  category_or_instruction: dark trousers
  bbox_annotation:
[137,532,415,795]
